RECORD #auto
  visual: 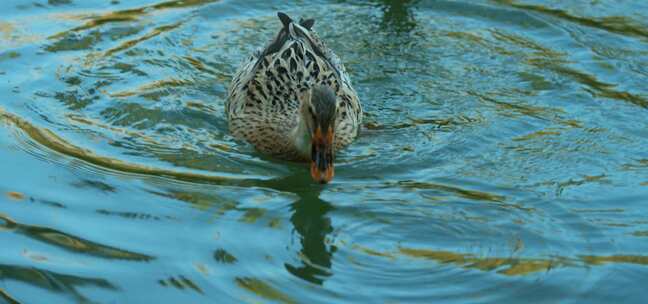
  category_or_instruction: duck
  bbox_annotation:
[226,12,362,183]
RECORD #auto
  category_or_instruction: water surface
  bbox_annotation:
[1,0,648,303]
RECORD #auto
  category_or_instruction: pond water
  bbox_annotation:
[1,0,648,303]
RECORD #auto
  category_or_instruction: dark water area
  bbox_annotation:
[1,0,648,303]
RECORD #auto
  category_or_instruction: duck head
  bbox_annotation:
[299,85,337,184]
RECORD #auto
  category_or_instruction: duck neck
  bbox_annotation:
[291,115,312,159]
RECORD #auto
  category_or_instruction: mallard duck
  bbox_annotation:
[226,12,362,183]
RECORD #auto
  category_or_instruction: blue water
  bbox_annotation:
[1,0,648,303]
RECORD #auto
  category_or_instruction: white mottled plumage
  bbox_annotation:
[226,12,362,161]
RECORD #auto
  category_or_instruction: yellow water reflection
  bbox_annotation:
[49,0,219,39]
[235,277,297,304]
[495,0,648,39]
[0,288,20,304]
[0,107,252,185]
[351,245,648,277]
[5,191,25,202]
[392,181,506,203]
[103,22,184,57]
[0,213,152,261]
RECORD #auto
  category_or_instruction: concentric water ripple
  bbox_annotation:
[1,0,648,303]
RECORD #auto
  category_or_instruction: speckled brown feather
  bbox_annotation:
[226,13,362,160]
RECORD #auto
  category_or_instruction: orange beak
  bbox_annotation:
[310,126,335,184]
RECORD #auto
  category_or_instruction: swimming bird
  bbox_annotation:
[226,12,362,183]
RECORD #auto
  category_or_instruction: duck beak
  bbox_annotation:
[310,126,335,184]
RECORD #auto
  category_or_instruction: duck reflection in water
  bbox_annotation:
[285,192,335,285]
[263,173,335,285]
